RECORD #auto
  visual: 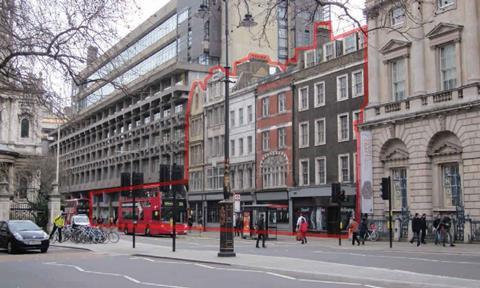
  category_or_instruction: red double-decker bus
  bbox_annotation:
[118,187,188,236]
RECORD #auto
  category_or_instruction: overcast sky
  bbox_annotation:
[126,0,365,38]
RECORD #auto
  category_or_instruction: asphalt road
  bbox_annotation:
[120,234,480,281]
[0,247,403,288]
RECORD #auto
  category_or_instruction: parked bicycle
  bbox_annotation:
[51,225,119,244]
[364,223,379,241]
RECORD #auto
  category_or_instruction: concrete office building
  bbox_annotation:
[362,0,480,241]
[52,0,223,220]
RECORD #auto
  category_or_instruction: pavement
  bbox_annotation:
[50,232,480,288]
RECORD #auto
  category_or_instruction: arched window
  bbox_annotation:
[20,118,29,138]
[262,154,287,188]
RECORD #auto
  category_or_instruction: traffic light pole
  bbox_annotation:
[131,158,136,249]
[172,179,176,252]
[338,201,342,246]
[388,181,393,249]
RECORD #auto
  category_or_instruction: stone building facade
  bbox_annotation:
[362,0,480,241]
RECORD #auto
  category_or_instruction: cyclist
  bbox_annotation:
[49,211,66,243]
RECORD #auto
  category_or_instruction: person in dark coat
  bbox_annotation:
[410,213,421,246]
[420,214,427,244]
[440,215,455,247]
[433,215,441,245]
[359,215,368,245]
[256,214,266,248]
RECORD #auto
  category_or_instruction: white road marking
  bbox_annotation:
[124,275,141,283]
[194,263,215,269]
[298,278,362,286]
[266,272,296,280]
[129,257,386,288]
[313,250,480,265]
[42,262,191,288]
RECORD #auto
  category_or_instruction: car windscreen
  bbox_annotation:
[73,216,89,224]
[9,221,41,232]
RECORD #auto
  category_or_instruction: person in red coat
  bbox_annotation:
[300,217,308,244]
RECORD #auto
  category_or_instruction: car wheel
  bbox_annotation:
[40,247,48,253]
[7,241,15,254]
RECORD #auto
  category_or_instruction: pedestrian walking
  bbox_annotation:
[256,214,266,248]
[410,213,421,246]
[433,215,441,245]
[420,214,427,244]
[235,214,242,237]
[299,217,308,244]
[49,211,66,243]
[440,215,455,247]
[348,217,360,246]
[359,215,368,245]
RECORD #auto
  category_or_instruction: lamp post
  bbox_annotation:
[197,0,256,258]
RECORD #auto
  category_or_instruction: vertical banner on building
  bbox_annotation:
[360,130,373,214]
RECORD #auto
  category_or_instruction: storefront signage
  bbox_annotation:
[360,130,373,214]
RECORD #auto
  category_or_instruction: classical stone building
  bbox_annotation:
[362,0,480,241]
[0,90,61,220]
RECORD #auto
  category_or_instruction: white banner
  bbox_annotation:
[360,130,373,214]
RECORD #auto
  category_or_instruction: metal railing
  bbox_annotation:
[471,221,480,242]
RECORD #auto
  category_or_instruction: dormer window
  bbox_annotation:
[391,6,405,26]
[344,34,357,54]
[304,50,316,68]
[324,42,335,61]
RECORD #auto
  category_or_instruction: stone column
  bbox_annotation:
[367,15,380,105]
[47,182,61,233]
[0,181,11,221]
[411,1,426,96]
[464,0,480,83]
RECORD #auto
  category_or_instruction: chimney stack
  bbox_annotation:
[86,46,98,66]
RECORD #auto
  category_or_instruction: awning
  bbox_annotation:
[289,186,356,198]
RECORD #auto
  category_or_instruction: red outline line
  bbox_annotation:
[87,20,369,225]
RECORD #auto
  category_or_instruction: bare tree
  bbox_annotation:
[0,0,135,116]
[232,0,432,48]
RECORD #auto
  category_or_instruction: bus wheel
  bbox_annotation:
[124,228,129,235]
[145,228,150,236]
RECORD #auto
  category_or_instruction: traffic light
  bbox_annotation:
[159,164,170,192]
[381,177,391,200]
[132,172,144,186]
[121,172,130,187]
[339,190,346,202]
[331,182,341,203]
[171,164,184,194]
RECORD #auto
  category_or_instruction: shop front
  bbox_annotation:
[255,190,290,231]
[290,186,357,234]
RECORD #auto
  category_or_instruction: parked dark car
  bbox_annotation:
[0,220,49,254]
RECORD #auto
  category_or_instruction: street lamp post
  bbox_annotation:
[196,0,257,258]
